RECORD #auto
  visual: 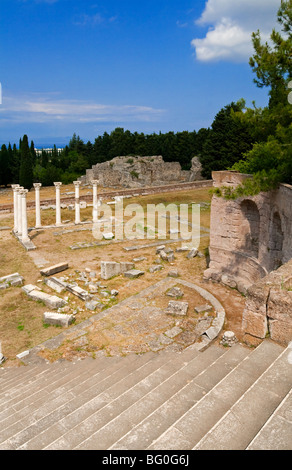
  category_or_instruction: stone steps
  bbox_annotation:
[0,340,291,450]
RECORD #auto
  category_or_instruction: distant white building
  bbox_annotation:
[35,148,63,156]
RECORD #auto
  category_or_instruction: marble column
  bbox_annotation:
[73,181,81,224]
[33,183,42,228]
[20,189,29,243]
[54,182,62,226]
[91,180,98,223]
[11,184,20,233]
[17,186,23,236]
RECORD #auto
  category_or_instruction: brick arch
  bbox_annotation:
[239,200,260,258]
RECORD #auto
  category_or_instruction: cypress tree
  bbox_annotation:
[19,134,34,190]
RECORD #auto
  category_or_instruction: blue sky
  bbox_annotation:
[0,0,281,147]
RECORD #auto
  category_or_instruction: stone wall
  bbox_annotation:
[81,155,204,188]
[204,171,292,293]
[242,260,292,346]
[204,170,292,347]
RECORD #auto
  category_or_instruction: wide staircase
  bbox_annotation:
[0,339,291,450]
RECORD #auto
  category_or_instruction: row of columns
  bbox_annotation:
[12,180,101,241]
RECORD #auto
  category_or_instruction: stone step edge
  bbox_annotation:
[70,346,233,450]
[147,341,281,450]
[193,344,289,450]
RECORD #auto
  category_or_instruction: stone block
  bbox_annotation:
[66,284,92,301]
[40,263,69,276]
[103,232,114,240]
[100,261,134,280]
[43,312,74,327]
[0,273,24,287]
[164,326,183,338]
[123,269,145,279]
[120,262,135,273]
[175,246,190,252]
[166,287,184,298]
[45,277,66,294]
[195,304,213,314]
[101,261,122,280]
[187,248,198,259]
[85,300,102,311]
[22,285,67,309]
[168,270,179,278]
[165,300,189,316]
[149,265,163,273]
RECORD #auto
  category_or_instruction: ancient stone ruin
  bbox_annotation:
[204,170,292,346]
[80,155,203,188]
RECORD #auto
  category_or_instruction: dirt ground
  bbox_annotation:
[0,186,247,367]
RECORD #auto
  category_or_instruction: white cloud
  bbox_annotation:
[192,0,281,62]
[0,93,165,124]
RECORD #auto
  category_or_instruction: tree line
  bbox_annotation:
[0,1,290,192]
[0,108,254,190]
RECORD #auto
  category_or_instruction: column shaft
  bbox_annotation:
[92,180,98,223]
[74,181,81,224]
[33,183,42,228]
[54,182,62,226]
[12,185,20,233]
[17,187,23,236]
[20,189,29,243]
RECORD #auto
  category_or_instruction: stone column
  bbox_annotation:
[20,189,29,243]
[91,180,98,223]
[17,186,23,236]
[73,181,81,224]
[33,183,42,228]
[11,184,20,233]
[54,182,62,226]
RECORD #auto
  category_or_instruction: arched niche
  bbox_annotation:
[240,200,260,258]
[268,211,284,271]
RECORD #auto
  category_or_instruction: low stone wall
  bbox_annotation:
[243,260,292,347]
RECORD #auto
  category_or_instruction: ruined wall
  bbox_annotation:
[204,171,292,294]
[242,260,292,346]
[82,155,204,188]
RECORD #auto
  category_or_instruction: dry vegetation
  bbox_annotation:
[0,186,246,367]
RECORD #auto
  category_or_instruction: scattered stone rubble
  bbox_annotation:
[0,273,24,290]
[165,300,189,316]
[100,261,135,280]
[22,284,67,310]
[40,262,69,277]
[43,312,74,328]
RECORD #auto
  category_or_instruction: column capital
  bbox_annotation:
[20,188,28,196]
[91,180,99,186]
[33,183,42,189]
[54,182,62,187]
[11,184,20,190]
[73,181,81,186]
